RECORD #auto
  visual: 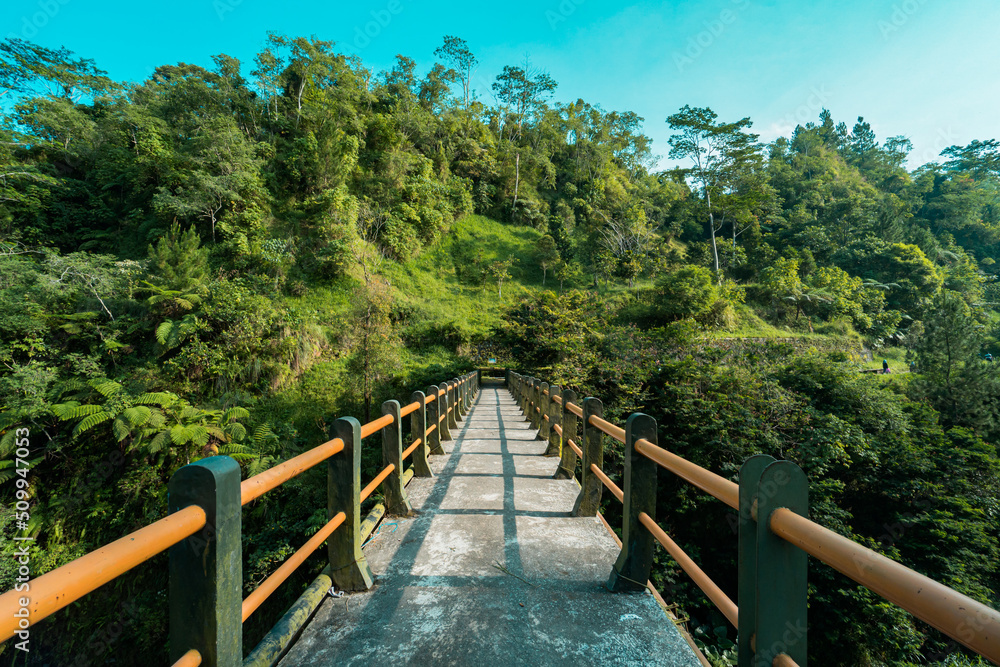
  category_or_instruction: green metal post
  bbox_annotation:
[572,397,604,517]
[738,454,776,667]
[328,417,374,591]
[754,461,809,666]
[608,413,658,592]
[380,400,413,515]
[427,384,447,451]
[168,456,242,667]
[410,391,433,477]
[543,384,561,456]
[554,388,578,480]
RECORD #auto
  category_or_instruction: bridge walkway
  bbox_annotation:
[279,384,702,666]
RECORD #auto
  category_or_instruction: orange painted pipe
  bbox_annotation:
[360,464,395,502]
[770,507,1000,662]
[565,401,584,418]
[241,511,346,622]
[639,512,738,627]
[424,394,436,405]
[553,424,563,436]
[568,439,583,458]
[402,438,421,460]
[399,401,422,418]
[590,464,623,503]
[588,414,625,443]
[0,504,206,642]
[635,439,739,510]
[360,413,394,440]
[425,424,437,437]
[552,395,563,405]
[172,649,202,667]
[242,438,344,505]
[773,655,799,667]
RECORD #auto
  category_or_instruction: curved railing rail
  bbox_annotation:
[0,372,479,667]
[508,371,1000,667]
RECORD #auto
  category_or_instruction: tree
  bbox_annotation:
[913,290,999,432]
[434,36,477,109]
[147,222,209,293]
[488,256,514,298]
[667,106,762,278]
[536,234,559,286]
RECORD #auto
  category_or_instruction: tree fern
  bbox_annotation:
[73,411,114,437]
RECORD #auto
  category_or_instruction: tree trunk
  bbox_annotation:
[706,190,720,281]
[512,152,521,216]
[542,266,546,286]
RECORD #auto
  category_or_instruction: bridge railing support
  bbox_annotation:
[608,413,658,592]
[554,388,578,479]
[738,457,809,667]
[427,384,447,450]
[410,390,433,477]
[328,417,375,591]
[539,381,551,441]
[544,384,561,457]
[573,397,604,516]
[380,400,413,516]
[169,456,242,667]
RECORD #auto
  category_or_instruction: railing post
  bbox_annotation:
[530,378,541,429]
[448,379,460,428]
[410,391,433,477]
[741,459,809,666]
[572,397,604,516]
[519,375,528,414]
[543,384,560,456]
[438,385,453,443]
[738,455,776,667]
[380,400,413,515]
[538,382,551,441]
[169,456,242,667]
[554,388,578,479]
[608,413,658,592]
[426,384,447,451]
[328,417,374,591]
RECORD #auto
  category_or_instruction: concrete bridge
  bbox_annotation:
[2,371,1000,667]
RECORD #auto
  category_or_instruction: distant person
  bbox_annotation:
[987,353,994,363]
[909,361,916,373]
[883,359,889,374]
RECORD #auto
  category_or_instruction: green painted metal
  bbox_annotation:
[425,384,444,454]
[327,417,374,592]
[380,400,413,516]
[409,391,433,477]
[543,384,561,457]
[168,456,242,667]
[737,454,777,667]
[572,397,604,517]
[754,461,809,666]
[608,413,658,592]
[553,388,578,480]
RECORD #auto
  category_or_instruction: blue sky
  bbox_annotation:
[3,0,998,169]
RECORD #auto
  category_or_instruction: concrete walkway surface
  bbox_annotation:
[279,385,702,666]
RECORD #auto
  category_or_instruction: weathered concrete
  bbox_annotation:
[279,388,700,667]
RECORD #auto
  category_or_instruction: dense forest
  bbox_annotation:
[1,33,999,666]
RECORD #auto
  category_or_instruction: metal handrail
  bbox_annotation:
[0,504,207,641]
[171,649,202,667]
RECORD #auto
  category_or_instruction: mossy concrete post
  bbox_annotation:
[554,389,578,479]
[168,456,242,667]
[543,384,561,456]
[438,385,453,443]
[573,397,604,517]
[461,375,470,413]
[515,374,524,411]
[426,385,446,452]
[410,391,433,477]
[328,417,374,591]
[753,461,809,667]
[737,455,776,667]
[447,379,460,428]
[539,382,551,441]
[529,378,541,429]
[380,400,413,516]
[526,377,535,422]
[519,375,528,413]
[608,413,658,592]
